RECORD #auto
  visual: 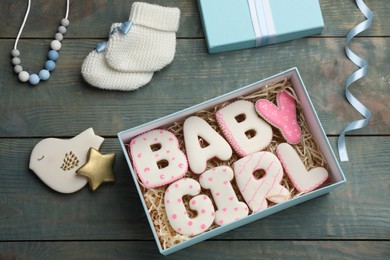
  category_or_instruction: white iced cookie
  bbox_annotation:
[199,166,248,225]
[233,151,290,212]
[130,129,188,189]
[29,128,104,193]
[164,178,215,236]
[216,100,273,157]
[276,143,329,193]
[183,116,232,174]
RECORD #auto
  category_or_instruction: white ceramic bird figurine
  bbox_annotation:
[29,128,104,193]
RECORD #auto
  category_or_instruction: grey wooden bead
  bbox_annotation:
[61,18,70,27]
[12,57,21,65]
[14,65,23,74]
[11,49,20,57]
[55,33,64,41]
[58,26,67,34]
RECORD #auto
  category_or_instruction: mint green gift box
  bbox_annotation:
[198,0,324,53]
[118,68,346,255]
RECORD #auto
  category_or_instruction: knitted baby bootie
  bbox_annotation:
[105,2,180,72]
[81,23,153,91]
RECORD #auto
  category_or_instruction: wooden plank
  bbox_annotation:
[1,137,389,241]
[0,0,201,39]
[320,0,389,37]
[0,0,388,38]
[1,38,389,137]
[0,241,388,259]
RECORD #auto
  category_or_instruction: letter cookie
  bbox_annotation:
[216,100,273,157]
[130,129,188,189]
[199,166,248,225]
[164,178,215,236]
[255,91,301,144]
[184,116,232,174]
[276,143,328,193]
[233,151,290,212]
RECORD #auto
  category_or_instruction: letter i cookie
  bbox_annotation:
[164,178,215,236]
[255,91,302,144]
[130,129,188,189]
[199,166,248,226]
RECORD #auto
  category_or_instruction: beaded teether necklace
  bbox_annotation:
[11,0,70,85]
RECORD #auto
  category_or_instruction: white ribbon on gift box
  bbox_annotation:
[247,0,276,46]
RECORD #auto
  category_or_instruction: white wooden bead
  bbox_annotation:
[50,40,62,51]
[18,71,30,82]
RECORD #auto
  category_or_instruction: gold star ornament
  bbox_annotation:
[76,148,116,191]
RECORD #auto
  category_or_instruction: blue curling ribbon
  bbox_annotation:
[338,0,374,162]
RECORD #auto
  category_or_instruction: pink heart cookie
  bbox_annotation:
[255,91,301,144]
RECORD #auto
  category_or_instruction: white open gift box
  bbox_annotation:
[118,67,346,255]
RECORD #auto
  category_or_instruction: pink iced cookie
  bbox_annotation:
[276,143,328,193]
[233,151,290,212]
[216,100,273,157]
[164,178,215,236]
[184,116,232,174]
[130,129,188,189]
[255,91,301,144]
[199,166,248,226]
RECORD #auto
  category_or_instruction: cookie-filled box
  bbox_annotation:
[118,68,346,255]
[198,0,324,53]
